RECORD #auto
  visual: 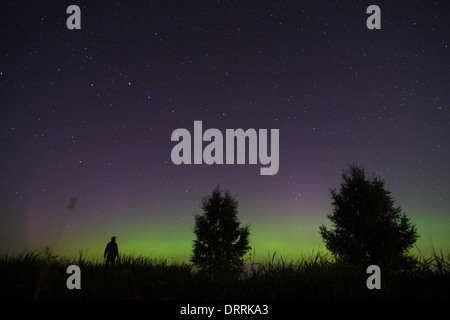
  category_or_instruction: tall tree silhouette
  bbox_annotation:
[191,187,251,278]
[319,165,418,270]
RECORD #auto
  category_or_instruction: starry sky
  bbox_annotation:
[1,1,449,262]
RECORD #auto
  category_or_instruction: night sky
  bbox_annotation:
[1,1,449,262]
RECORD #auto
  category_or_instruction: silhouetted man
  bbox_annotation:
[104,236,119,265]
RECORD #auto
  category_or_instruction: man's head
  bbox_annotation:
[111,236,117,241]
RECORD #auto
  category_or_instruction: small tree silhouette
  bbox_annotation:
[319,165,418,271]
[191,187,251,278]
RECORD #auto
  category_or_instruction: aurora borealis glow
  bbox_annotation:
[1,1,449,263]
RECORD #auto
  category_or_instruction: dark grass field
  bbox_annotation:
[1,250,449,300]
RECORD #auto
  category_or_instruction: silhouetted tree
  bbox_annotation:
[191,187,251,278]
[319,165,418,271]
